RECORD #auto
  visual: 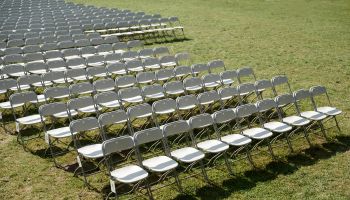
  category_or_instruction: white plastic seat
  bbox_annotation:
[16,114,43,125]
[221,134,252,146]
[316,106,342,116]
[46,127,75,138]
[300,111,327,121]
[242,128,273,140]
[110,165,148,184]
[197,139,229,153]
[170,147,205,163]
[263,121,293,133]
[282,116,311,126]
[77,143,103,159]
[142,155,178,173]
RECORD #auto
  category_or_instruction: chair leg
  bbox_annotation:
[174,171,183,193]
[245,146,255,169]
[267,138,276,160]
[285,133,294,153]
[223,152,234,175]
[199,160,209,182]
[318,121,329,141]
[302,126,312,147]
[333,116,342,133]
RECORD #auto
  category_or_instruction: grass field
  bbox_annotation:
[1,0,350,199]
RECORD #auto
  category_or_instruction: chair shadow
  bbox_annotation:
[190,134,350,200]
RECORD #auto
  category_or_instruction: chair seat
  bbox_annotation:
[17,114,44,125]
[242,127,273,140]
[263,121,292,133]
[99,100,122,108]
[317,106,342,116]
[96,87,114,92]
[200,100,215,105]
[36,94,46,103]
[178,104,196,110]
[221,134,252,146]
[127,67,144,72]
[8,72,26,77]
[47,126,74,138]
[52,78,67,84]
[161,62,176,67]
[52,94,70,99]
[145,93,164,99]
[204,82,220,88]
[89,73,107,78]
[0,101,23,109]
[88,62,105,67]
[142,155,178,172]
[111,165,148,184]
[78,105,101,113]
[72,75,89,81]
[197,139,229,153]
[53,110,78,118]
[123,96,143,103]
[166,89,184,95]
[282,115,310,126]
[155,108,175,114]
[145,64,161,69]
[171,147,205,163]
[69,65,87,69]
[300,111,327,121]
[222,79,234,85]
[110,69,127,75]
[78,143,103,159]
[29,70,47,74]
[185,85,202,91]
[51,67,67,72]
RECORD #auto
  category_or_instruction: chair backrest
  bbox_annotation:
[0,78,18,91]
[2,64,25,76]
[176,94,198,110]
[18,74,42,87]
[69,82,94,96]
[208,60,225,72]
[275,94,296,107]
[293,89,311,101]
[255,79,273,91]
[136,72,155,84]
[236,103,257,118]
[93,78,115,92]
[175,52,190,65]
[66,68,87,79]
[174,65,191,78]
[139,48,154,58]
[163,120,190,137]
[94,91,120,106]
[70,117,100,133]
[86,66,107,77]
[134,127,163,145]
[191,63,209,75]
[39,102,67,117]
[98,110,128,127]
[213,108,236,124]
[156,68,174,81]
[309,85,327,97]
[125,59,143,70]
[127,103,152,120]
[189,113,214,129]
[127,40,143,49]
[44,86,70,100]
[115,75,136,88]
[237,67,255,83]
[197,91,221,105]
[238,83,256,95]
[202,74,221,85]
[102,135,134,156]
[164,81,184,94]
[152,98,177,114]
[256,99,277,113]
[153,46,169,56]
[10,91,37,105]
[68,96,96,111]
[184,77,203,89]
[218,87,239,100]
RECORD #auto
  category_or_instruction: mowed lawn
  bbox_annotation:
[1,0,350,199]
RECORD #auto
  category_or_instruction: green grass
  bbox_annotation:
[1,0,350,199]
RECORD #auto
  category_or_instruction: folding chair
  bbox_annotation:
[93,78,115,93]
[138,48,154,60]
[275,94,312,146]
[105,53,123,65]
[44,86,71,102]
[271,75,292,96]
[237,83,258,104]
[69,82,95,98]
[66,68,90,82]
[25,62,48,75]
[1,64,26,78]
[156,68,174,82]
[115,75,136,89]
[188,113,233,174]
[45,50,64,62]
[102,136,153,199]
[235,104,275,159]
[175,52,190,66]
[310,86,342,133]
[162,120,208,181]
[153,46,170,57]
[134,127,182,191]
[176,94,200,120]
[191,64,209,77]
[143,57,161,71]
[127,103,156,132]
[122,51,139,63]
[212,109,253,166]
[164,81,185,97]
[86,55,105,68]
[160,55,177,68]
[80,46,97,59]
[197,90,223,113]
[39,102,76,167]
[136,71,156,86]
[255,79,275,100]
[218,86,240,108]
[66,57,87,70]
[96,44,114,56]
[112,42,128,54]
[10,91,44,142]
[237,67,256,83]
[202,73,222,90]
[184,77,203,94]
[208,60,226,73]
[173,66,191,81]
[118,87,144,107]
[152,98,180,125]
[256,99,294,152]
[142,84,165,101]
[293,89,329,140]
[86,66,108,80]
[94,91,123,110]
[125,59,144,73]
[69,117,105,186]
[98,110,130,138]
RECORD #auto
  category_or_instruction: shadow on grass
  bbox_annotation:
[190,134,350,200]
